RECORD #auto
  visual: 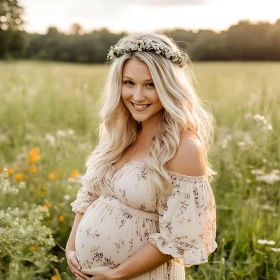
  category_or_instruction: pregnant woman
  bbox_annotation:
[66,32,217,280]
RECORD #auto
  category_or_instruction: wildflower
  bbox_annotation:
[15,173,24,182]
[64,194,70,201]
[271,248,280,252]
[257,239,275,245]
[59,215,64,222]
[261,205,275,211]
[253,114,273,131]
[67,129,75,136]
[70,169,79,179]
[237,135,254,151]
[251,169,264,175]
[45,133,56,146]
[56,130,66,137]
[43,202,52,208]
[49,173,58,180]
[43,185,48,190]
[31,245,37,251]
[28,147,40,165]
[30,166,37,174]
[256,170,280,184]
[51,275,59,280]
[7,168,13,175]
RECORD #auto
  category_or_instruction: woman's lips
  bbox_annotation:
[130,102,151,111]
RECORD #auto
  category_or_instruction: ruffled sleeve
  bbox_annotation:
[148,171,217,268]
[70,166,100,214]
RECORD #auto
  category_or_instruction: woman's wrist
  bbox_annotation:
[109,267,126,280]
[65,244,75,253]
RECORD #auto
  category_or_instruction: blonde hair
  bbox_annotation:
[82,32,217,195]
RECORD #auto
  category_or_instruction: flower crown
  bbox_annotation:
[106,39,184,67]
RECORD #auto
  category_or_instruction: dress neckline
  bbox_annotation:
[111,161,205,181]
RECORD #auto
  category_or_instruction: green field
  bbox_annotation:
[0,61,280,280]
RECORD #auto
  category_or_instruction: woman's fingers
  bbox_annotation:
[66,251,88,280]
[68,262,88,280]
[74,273,90,280]
[68,250,82,270]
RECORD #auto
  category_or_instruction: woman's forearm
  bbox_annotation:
[114,242,173,280]
[66,212,84,252]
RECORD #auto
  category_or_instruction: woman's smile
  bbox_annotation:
[130,102,151,111]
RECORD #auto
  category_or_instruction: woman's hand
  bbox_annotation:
[77,266,122,280]
[66,250,88,280]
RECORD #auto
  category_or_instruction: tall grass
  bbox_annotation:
[0,61,279,279]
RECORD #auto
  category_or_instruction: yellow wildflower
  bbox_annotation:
[15,173,24,182]
[7,168,13,175]
[49,173,58,180]
[30,166,37,174]
[51,276,59,280]
[28,147,40,165]
[59,216,64,222]
[70,169,79,179]
[43,202,52,208]
[31,245,37,251]
[42,185,48,190]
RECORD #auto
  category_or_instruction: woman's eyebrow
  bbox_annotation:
[123,76,153,82]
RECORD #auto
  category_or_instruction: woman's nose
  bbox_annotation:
[133,86,145,101]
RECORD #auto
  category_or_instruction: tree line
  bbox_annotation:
[1,0,280,62]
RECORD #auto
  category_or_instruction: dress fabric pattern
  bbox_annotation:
[70,161,217,280]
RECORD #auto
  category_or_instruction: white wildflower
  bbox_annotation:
[64,194,71,201]
[251,169,264,175]
[261,204,275,211]
[257,239,275,245]
[256,170,280,184]
[56,130,66,137]
[267,240,276,246]
[253,114,273,131]
[67,129,75,135]
[254,114,266,123]
[45,133,56,146]
[271,248,280,252]
[257,239,267,244]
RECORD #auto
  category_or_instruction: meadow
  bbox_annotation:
[0,60,279,280]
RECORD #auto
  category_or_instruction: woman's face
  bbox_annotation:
[121,57,164,123]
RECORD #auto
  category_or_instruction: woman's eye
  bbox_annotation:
[124,81,133,85]
[147,83,155,87]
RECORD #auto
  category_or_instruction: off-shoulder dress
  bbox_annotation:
[70,161,217,280]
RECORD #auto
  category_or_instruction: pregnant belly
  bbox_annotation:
[75,195,159,269]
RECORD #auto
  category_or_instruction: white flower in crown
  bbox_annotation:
[107,39,184,67]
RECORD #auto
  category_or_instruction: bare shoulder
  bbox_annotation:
[166,130,206,176]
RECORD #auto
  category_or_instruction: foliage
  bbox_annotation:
[0,169,61,280]
[0,0,25,58]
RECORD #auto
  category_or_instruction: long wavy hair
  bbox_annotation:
[82,32,217,196]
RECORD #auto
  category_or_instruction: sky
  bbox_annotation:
[20,0,280,34]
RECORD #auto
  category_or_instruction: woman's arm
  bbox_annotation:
[66,212,84,252]
[113,243,173,280]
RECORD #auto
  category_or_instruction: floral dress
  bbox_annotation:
[70,161,217,280]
